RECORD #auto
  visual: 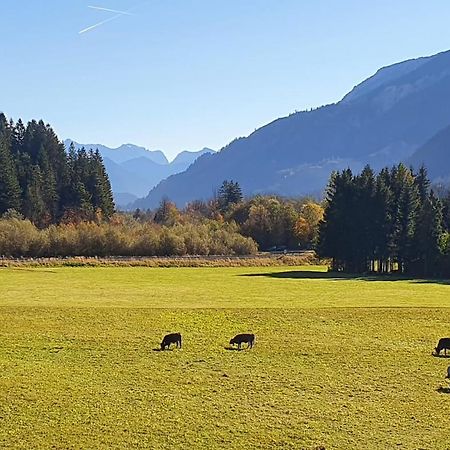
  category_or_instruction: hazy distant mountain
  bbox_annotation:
[171,148,213,166]
[137,49,450,208]
[64,140,168,165]
[115,192,138,207]
[64,140,215,207]
[408,124,450,182]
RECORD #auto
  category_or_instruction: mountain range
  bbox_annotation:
[64,140,214,207]
[134,49,450,209]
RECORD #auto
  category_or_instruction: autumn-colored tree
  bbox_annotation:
[294,202,324,248]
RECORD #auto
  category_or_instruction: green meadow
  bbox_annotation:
[1,266,450,449]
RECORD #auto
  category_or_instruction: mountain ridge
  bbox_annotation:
[136,49,450,208]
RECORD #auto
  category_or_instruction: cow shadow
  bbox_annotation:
[437,386,450,394]
[224,346,242,351]
[152,348,175,352]
[432,353,450,358]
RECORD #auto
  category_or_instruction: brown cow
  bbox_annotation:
[161,333,182,350]
[435,337,450,356]
[230,333,255,350]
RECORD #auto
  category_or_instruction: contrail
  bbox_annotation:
[88,6,134,16]
[79,2,148,35]
[79,13,124,34]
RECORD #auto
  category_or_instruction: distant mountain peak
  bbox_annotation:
[171,148,215,165]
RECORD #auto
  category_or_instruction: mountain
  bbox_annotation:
[408,124,450,182]
[138,49,450,209]
[64,140,215,207]
[64,140,168,165]
[171,148,214,166]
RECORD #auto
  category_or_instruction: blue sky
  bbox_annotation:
[1,1,450,159]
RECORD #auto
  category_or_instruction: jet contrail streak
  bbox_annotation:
[80,1,148,35]
[79,13,123,34]
[88,6,134,16]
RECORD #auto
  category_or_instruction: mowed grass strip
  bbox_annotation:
[1,267,450,449]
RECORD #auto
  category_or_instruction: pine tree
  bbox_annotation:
[413,185,444,277]
[217,180,243,213]
[318,169,357,271]
[374,169,393,273]
[22,165,46,225]
[89,150,115,219]
[0,136,21,214]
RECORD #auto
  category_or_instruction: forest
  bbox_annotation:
[318,164,450,277]
[1,114,450,277]
[0,113,114,225]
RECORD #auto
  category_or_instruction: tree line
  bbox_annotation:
[318,164,450,277]
[0,112,323,258]
[5,113,450,275]
[0,213,256,257]
[142,180,324,252]
[0,114,114,226]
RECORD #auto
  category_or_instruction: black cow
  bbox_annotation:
[434,337,450,356]
[161,333,182,350]
[230,333,255,350]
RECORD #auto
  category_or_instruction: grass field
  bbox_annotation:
[1,266,450,449]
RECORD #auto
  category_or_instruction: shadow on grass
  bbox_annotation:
[10,267,57,274]
[432,353,450,358]
[240,270,450,285]
[224,346,244,351]
[437,386,450,394]
[152,348,175,352]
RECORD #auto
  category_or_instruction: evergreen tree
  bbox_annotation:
[392,164,419,273]
[88,150,115,219]
[373,168,393,272]
[318,169,357,271]
[217,180,243,213]
[0,114,114,224]
[0,136,21,214]
[413,188,444,276]
[22,165,46,225]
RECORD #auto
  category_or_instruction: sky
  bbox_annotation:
[1,1,450,160]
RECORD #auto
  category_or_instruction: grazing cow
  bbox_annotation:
[230,333,255,350]
[434,338,450,356]
[161,333,182,351]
